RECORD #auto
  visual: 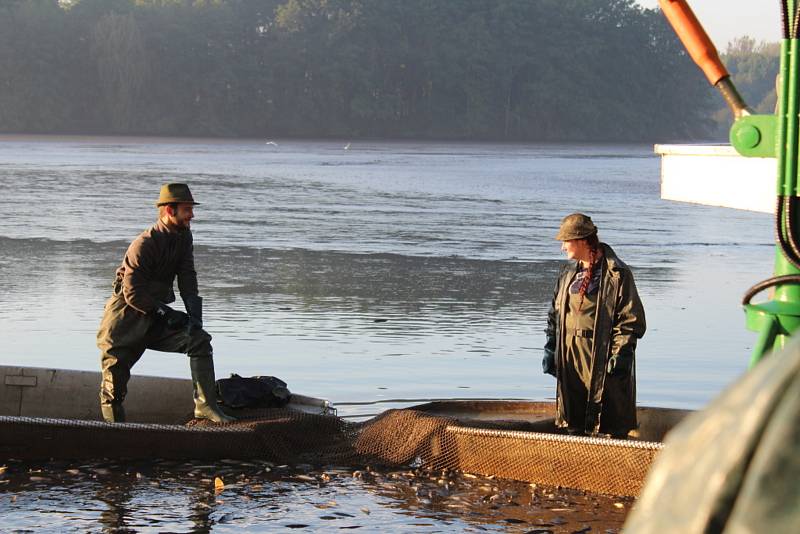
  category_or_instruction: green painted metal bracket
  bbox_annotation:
[746,312,780,367]
[730,114,778,158]
[745,301,800,364]
[741,33,798,367]
[744,300,800,334]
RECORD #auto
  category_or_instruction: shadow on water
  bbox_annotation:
[0,232,683,408]
[196,246,563,310]
[0,234,673,325]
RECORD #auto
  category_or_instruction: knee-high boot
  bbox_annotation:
[189,356,235,423]
[99,352,135,423]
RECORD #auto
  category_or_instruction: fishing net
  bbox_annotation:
[0,403,660,497]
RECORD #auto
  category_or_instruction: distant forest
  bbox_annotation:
[0,0,779,142]
[713,37,780,138]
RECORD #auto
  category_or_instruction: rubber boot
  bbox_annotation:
[101,403,126,423]
[189,356,235,423]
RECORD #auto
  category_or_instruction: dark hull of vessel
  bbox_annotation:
[1,366,691,496]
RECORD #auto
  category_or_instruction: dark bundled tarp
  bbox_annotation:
[623,338,800,533]
[215,374,291,409]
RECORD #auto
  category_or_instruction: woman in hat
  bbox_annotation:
[542,213,646,438]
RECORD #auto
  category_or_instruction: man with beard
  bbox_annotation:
[97,183,234,423]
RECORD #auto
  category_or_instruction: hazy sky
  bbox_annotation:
[636,1,781,49]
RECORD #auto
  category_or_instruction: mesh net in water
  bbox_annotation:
[0,408,660,497]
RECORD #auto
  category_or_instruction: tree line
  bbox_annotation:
[0,0,770,142]
[708,37,780,137]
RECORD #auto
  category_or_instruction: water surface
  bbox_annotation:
[0,135,775,531]
[0,135,771,408]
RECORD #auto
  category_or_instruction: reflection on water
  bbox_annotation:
[0,459,630,533]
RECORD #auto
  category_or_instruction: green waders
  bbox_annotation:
[97,290,234,423]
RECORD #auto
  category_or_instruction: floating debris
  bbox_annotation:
[90,468,112,476]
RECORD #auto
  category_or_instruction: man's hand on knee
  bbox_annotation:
[155,303,191,330]
[187,316,203,334]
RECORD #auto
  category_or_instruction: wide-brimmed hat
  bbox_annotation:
[155,183,199,206]
[555,213,597,241]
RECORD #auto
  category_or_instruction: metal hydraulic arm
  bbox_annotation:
[659,0,800,366]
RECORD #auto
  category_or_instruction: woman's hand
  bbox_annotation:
[606,353,632,376]
[542,348,556,376]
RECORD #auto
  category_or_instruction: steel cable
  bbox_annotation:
[793,3,800,39]
[781,0,790,39]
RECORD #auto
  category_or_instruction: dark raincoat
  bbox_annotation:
[97,219,209,408]
[545,243,646,436]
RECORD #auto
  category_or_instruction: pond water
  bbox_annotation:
[0,135,774,531]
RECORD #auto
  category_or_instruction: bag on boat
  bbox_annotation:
[215,374,291,409]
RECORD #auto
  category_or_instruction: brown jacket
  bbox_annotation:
[545,243,646,434]
[113,219,198,314]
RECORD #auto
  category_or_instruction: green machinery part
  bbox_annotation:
[659,0,799,366]
[739,2,800,366]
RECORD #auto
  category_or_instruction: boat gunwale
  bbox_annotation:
[444,424,664,450]
[0,414,258,434]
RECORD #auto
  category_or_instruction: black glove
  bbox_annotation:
[182,295,204,332]
[154,303,190,330]
[606,353,633,376]
[542,348,556,377]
